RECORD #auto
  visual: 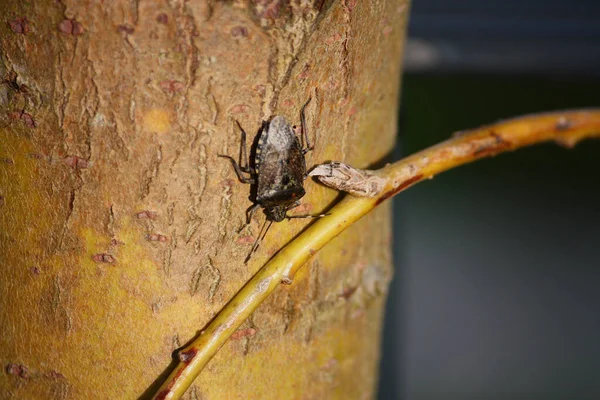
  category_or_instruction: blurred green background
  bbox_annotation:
[378,74,600,399]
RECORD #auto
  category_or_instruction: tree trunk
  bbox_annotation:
[0,1,409,398]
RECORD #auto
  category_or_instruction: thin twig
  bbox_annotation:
[153,109,600,400]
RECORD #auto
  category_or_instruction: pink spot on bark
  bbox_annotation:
[231,26,249,37]
[236,235,255,245]
[325,32,342,44]
[45,370,66,379]
[327,76,338,90]
[92,254,115,263]
[229,104,251,114]
[253,84,266,97]
[8,111,37,128]
[6,364,30,379]
[136,210,158,220]
[20,112,36,128]
[231,327,257,340]
[159,80,185,93]
[291,202,312,214]
[117,24,134,34]
[298,64,311,80]
[147,233,168,243]
[221,178,235,189]
[72,21,84,35]
[156,13,169,24]
[59,19,84,35]
[9,18,29,34]
[63,155,89,169]
[58,19,72,33]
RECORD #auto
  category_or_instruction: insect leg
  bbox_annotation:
[218,155,255,184]
[286,213,328,219]
[245,203,261,224]
[300,97,314,154]
[235,120,252,173]
[236,203,261,234]
[218,120,258,182]
[244,220,273,264]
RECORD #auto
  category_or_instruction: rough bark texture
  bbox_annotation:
[0,0,408,398]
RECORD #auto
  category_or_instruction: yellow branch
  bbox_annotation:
[152,109,600,400]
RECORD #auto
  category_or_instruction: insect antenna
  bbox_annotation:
[300,97,313,153]
[286,213,328,219]
[244,219,273,264]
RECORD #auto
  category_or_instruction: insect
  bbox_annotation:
[219,98,320,262]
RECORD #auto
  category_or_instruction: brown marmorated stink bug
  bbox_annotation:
[219,98,323,263]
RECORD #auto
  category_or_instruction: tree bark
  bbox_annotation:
[0,0,409,398]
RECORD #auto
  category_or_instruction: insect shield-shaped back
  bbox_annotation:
[255,116,307,222]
